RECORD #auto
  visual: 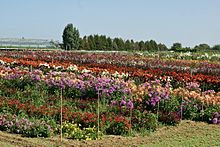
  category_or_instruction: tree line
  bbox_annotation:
[78,35,168,51]
[62,23,220,52]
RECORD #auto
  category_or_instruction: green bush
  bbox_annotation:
[23,122,52,137]
[182,99,203,120]
[202,105,220,122]
[159,97,181,113]
[0,114,53,138]
[62,122,101,140]
[132,110,157,131]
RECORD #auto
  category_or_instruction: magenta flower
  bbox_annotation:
[126,100,134,109]
[120,100,126,106]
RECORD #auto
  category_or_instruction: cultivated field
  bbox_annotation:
[0,50,220,146]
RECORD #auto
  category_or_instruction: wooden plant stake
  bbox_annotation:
[97,89,100,140]
[181,96,183,121]
[60,88,63,144]
[129,107,132,136]
[157,102,160,127]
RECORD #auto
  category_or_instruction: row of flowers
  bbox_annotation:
[0,97,132,136]
[140,51,220,62]
[1,64,220,114]
[0,56,220,92]
[0,113,52,137]
[0,66,131,100]
[1,63,220,106]
[0,50,220,76]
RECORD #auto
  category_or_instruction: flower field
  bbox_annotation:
[0,50,220,141]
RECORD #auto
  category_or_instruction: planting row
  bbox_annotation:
[0,56,220,92]
[0,63,220,115]
[0,50,220,76]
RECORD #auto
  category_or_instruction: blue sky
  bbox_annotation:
[0,0,219,47]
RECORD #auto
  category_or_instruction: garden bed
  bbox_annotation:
[0,50,220,145]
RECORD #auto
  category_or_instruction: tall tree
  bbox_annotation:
[113,38,125,50]
[149,40,158,51]
[93,34,100,50]
[194,44,210,51]
[125,40,132,51]
[170,42,182,51]
[138,41,145,51]
[212,44,220,51]
[106,37,113,50]
[158,43,168,51]
[62,24,80,50]
[88,35,95,50]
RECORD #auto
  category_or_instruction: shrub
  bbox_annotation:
[159,111,181,126]
[182,99,203,120]
[105,116,131,135]
[62,122,101,140]
[0,114,52,138]
[132,110,157,131]
[23,121,52,137]
[159,97,181,113]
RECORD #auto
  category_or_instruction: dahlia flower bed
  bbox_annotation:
[0,50,220,140]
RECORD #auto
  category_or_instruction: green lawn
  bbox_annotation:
[144,121,220,147]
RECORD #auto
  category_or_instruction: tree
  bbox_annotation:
[93,34,100,50]
[149,40,158,51]
[212,44,220,51]
[134,41,140,51]
[78,38,83,50]
[113,38,125,50]
[158,43,168,51]
[145,41,150,51]
[194,44,210,51]
[62,24,80,50]
[138,41,145,51]
[170,42,182,51]
[88,35,95,50]
[125,40,132,51]
[106,37,113,50]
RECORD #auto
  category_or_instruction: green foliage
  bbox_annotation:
[23,122,52,138]
[2,75,34,90]
[212,44,220,51]
[170,42,193,52]
[171,42,182,51]
[132,110,158,131]
[125,40,132,51]
[194,43,210,51]
[0,114,53,138]
[138,41,145,51]
[202,105,220,122]
[182,99,203,121]
[77,34,167,51]
[60,24,219,52]
[62,23,80,50]
[148,40,158,51]
[158,43,168,51]
[113,38,125,51]
[159,97,181,113]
